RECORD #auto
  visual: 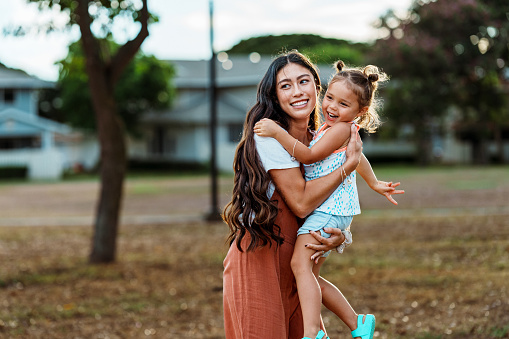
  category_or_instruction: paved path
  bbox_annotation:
[359,205,509,219]
[2,206,508,227]
[0,213,206,227]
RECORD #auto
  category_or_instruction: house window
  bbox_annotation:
[0,137,40,150]
[165,136,176,154]
[150,126,176,155]
[228,123,243,143]
[151,127,165,155]
[3,89,14,103]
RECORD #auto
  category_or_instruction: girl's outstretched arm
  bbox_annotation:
[356,154,404,205]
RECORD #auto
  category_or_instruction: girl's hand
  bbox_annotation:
[305,228,345,264]
[344,124,363,167]
[254,118,281,138]
[372,181,405,205]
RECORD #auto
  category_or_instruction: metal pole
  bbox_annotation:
[206,0,221,221]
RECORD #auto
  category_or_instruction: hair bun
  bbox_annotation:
[335,60,345,72]
[368,73,379,82]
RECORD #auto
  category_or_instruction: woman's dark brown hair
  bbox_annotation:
[222,51,321,252]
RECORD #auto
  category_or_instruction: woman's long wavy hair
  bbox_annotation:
[222,51,321,252]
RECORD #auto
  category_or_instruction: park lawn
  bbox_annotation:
[0,166,508,338]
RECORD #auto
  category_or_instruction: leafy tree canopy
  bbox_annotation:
[226,33,369,65]
[370,0,509,163]
[12,0,158,36]
[373,0,509,118]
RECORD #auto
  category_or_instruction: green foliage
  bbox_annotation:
[115,54,175,137]
[226,33,368,65]
[301,43,365,66]
[370,0,509,164]
[40,41,175,136]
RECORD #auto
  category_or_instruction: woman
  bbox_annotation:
[222,51,384,338]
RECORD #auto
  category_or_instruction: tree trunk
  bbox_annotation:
[90,96,126,263]
[81,55,126,263]
[76,0,148,263]
[415,115,433,166]
[493,125,505,164]
[471,137,489,165]
[471,120,490,165]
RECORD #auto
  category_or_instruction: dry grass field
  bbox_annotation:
[0,166,508,339]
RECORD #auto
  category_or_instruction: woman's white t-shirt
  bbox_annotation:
[254,134,299,198]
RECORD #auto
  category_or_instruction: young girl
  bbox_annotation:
[254,60,403,339]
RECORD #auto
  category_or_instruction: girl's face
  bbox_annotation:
[275,63,318,123]
[322,80,366,127]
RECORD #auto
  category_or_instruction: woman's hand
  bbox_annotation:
[254,118,282,138]
[305,228,345,264]
[344,124,363,168]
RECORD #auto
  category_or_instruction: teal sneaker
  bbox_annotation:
[351,314,375,339]
[303,329,329,339]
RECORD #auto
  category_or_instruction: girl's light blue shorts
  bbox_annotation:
[297,211,353,237]
[298,211,353,258]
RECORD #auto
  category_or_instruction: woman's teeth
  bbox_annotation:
[291,100,308,107]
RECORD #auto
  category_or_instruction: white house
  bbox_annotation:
[0,64,98,179]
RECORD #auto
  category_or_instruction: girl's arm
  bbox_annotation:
[254,118,350,164]
[356,154,405,205]
[269,124,363,218]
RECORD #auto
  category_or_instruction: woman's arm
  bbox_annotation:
[269,125,362,257]
[254,118,350,164]
[269,124,362,218]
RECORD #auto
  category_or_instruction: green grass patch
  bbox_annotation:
[447,178,499,190]
[0,264,125,289]
[416,334,443,339]
[491,325,509,338]
[127,183,167,195]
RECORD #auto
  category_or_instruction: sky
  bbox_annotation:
[0,0,414,81]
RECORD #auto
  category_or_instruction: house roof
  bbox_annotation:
[170,56,273,89]
[0,63,54,89]
[169,55,336,89]
[0,107,71,134]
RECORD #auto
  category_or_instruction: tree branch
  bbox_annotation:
[110,0,150,85]
[76,0,103,73]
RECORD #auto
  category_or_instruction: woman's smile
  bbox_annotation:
[291,99,309,108]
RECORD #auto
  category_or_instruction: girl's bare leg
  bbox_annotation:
[291,234,325,338]
[318,276,359,331]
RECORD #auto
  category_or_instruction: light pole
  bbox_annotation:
[206,0,221,221]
